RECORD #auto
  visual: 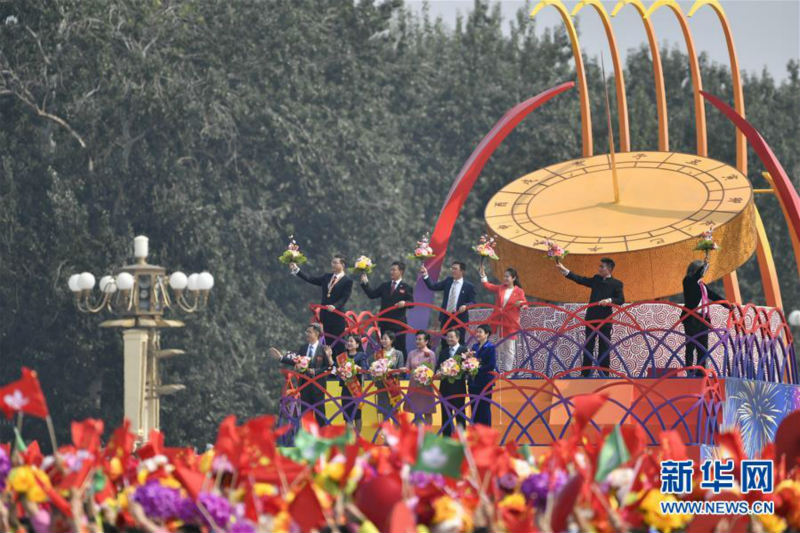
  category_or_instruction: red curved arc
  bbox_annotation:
[420,81,576,281]
[700,90,800,282]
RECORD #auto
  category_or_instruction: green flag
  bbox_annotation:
[595,424,630,482]
[413,432,464,479]
[281,428,351,463]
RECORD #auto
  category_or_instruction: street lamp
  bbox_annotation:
[68,235,213,440]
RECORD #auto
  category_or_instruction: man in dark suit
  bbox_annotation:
[436,329,468,436]
[290,254,353,355]
[360,261,413,355]
[419,261,476,346]
[681,259,730,376]
[556,258,625,377]
[468,324,497,426]
[270,323,333,427]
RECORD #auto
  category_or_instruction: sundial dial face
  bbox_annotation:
[486,151,752,255]
[484,151,756,302]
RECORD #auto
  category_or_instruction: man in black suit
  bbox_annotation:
[419,261,476,346]
[290,254,353,355]
[360,261,413,355]
[436,329,468,436]
[681,259,730,376]
[270,323,334,427]
[556,258,625,377]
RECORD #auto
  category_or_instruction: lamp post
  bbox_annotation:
[68,235,213,440]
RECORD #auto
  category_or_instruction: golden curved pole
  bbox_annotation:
[645,0,707,156]
[611,0,668,150]
[689,0,782,307]
[571,0,629,152]
[531,0,593,157]
[688,0,744,169]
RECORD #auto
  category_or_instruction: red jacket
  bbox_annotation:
[482,282,527,339]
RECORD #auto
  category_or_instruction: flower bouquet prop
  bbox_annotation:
[439,356,462,384]
[412,363,434,386]
[290,353,310,374]
[461,352,480,378]
[278,235,307,265]
[695,224,719,259]
[407,232,436,262]
[349,255,375,275]
[336,353,363,407]
[370,355,403,407]
[472,233,499,269]
[538,239,569,264]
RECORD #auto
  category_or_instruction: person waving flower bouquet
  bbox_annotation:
[278,235,307,265]
[695,224,720,260]
[407,232,436,262]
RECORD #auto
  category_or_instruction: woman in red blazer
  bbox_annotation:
[479,265,527,372]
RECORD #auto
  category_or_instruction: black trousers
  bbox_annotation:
[300,387,327,427]
[470,390,492,426]
[320,310,346,355]
[582,322,613,377]
[440,392,467,436]
[684,318,710,368]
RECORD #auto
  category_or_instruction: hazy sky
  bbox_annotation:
[405,1,800,81]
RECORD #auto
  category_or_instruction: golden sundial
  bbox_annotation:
[485,151,756,302]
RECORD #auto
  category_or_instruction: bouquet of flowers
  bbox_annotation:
[336,355,363,405]
[413,363,434,386]
[439,357,462,383]
[695,224,719,258]
[538,239,569,263]
[407,232,436,261]
[337,360,357,381]
[292,354,310,374]
[278,235,308,265]
[472,234,500,262]
[349,255,375,275]
[369,358,390,381]
[462,353,480,378]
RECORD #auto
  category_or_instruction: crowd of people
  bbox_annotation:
[274,254,728,430]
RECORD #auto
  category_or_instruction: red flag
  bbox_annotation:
[570,393,608,436]
[659,430,688,461]
[137,429,164,460]
[551,473,583,533]
[621,424,648,459]
[57,462,92,491]
[0,367,49,419]
[174,462,207,500]
[355,474,403,532]
[71,418,104,453]
[214,415,242,462]
[105,419,135,463]
[288,483,326,531]
[35,476,72,518]
[22,440,43,466]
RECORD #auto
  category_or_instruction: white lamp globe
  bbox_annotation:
[187,273,200,291]
[169,271,188,290]
[116,272,135,291]
[198,271,214,290]
[78,272,96,291]
[99,275,117,293]
[789,310,800,328]
[68,274,81,293]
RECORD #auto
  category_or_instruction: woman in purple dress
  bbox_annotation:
[405,330,437,425]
